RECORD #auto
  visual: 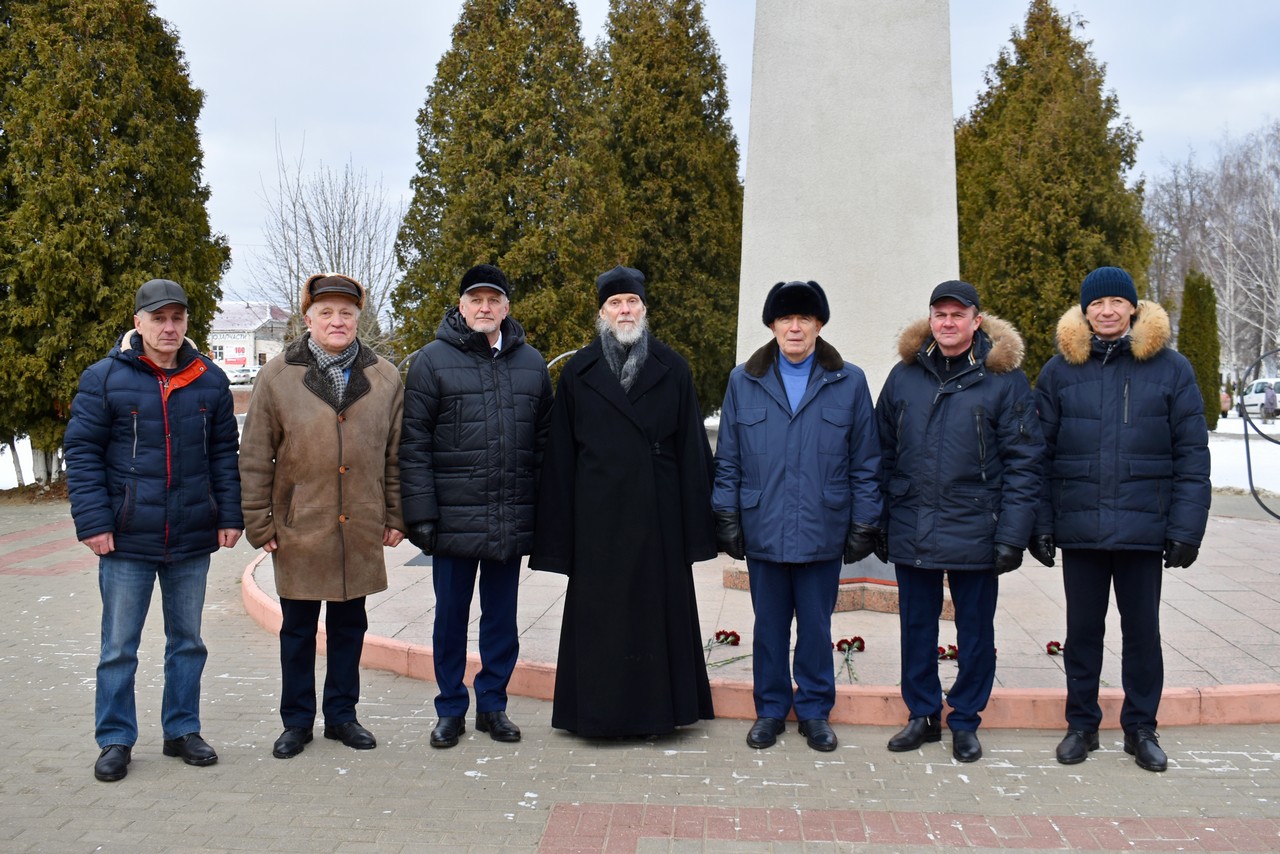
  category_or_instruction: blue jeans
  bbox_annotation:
[96,554,210,747]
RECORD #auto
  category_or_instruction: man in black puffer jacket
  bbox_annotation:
[1033,267,1210,773]
[399,264,552,749]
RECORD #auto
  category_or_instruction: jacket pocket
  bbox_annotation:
[736,407,767,456]
[283,484,298,528]
[1127,458,1174,478]
[887,476,911,499]
[822,485,850,511]
[1052,459,1092,479]
[113,482,136,532]
[818,407,853,455]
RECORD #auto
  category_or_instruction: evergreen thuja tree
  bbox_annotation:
[955,0,1150,381]
[394,0,597,359]
[0,0,228,455]
[1178,269,1222,431]
[591,0,743,415]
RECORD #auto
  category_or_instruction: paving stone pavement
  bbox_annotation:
[1,501,1279,852]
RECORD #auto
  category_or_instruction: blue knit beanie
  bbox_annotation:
[1079,267,1138,313]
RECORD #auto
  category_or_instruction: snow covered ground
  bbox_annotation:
[3,414,1276,493]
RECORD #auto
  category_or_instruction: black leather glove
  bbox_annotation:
[1028,533,1056,567]
[873,529,889,564]
[843,523,880,565]
[1164,539,1198,569]
[714,510,745,560]
[993,543,1024,574]
[406,521,436,555]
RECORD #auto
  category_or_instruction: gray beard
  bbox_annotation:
[597,314,650,391]
[597,311,647,346]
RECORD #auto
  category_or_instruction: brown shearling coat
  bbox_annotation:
[240,335,405,601]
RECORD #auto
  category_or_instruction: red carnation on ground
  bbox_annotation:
[1046,640,1064,655]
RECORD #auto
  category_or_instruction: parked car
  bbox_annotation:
[247,364,262,384]
[1239,377,1278,418]
[225,366,252,385]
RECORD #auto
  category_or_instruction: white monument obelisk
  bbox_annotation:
[736,0,959,396]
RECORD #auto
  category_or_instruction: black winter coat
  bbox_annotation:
[875,316,1044,570]
[531,334,716,737]
[399,309,552,561]
[65,332,243,562]
[1034,301,1210,550]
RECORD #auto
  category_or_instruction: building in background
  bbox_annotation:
[210,302,290,370]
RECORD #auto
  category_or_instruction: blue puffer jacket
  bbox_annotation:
[64,332,243,562]
[875,315,1044,570]
[1034,301,1210,550]
[399,308,553,561]
[713,338,882,563]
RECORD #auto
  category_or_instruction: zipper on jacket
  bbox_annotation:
[974,410,988,482]
[896,402,908,441]
[1102,341,1117,365]
[131,411,139,459]
[1123,378,1131,424]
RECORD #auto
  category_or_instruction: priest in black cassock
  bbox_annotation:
[531,265,717,738]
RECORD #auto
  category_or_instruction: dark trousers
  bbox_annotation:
[278,596,367,729]
[431,554,520,717]
[896,565,998,731]
[746,557,841,721]
[1062,548,1163,733]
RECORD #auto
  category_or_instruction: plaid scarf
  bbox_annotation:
[307,336,360,403]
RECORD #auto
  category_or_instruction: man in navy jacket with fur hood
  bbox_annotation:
[875,281,1044,763]
[1033,266,1210,773]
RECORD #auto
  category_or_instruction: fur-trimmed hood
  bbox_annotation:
[744,336,844,377]
[1056,300,1170,365]
[894,313,1025,374]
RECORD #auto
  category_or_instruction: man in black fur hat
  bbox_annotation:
[712,280,883,752]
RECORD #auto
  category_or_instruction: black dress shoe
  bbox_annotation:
[476,710,521,743]
[94,744,131,782]
[798,719,838,752]
[430,716,466,748]
[952,729,982,762]
[324,720,376,750]
[1055,729,1099,765]
[272,726,313,759]
[1124,728,1167,772]
[887,715,942,752]
[746,717,784,749]
[162,732,218,766]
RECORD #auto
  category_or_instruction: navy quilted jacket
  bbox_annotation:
[875,316,1044,570]
[1034,302,1210,550]
[64,332,243,561]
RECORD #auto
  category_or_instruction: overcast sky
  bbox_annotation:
[148,1,1280,301]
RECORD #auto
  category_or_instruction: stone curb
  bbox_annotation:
[240,555,1280,730]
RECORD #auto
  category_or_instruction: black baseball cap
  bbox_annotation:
[929,280,980,311]
[135,279,189,313]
